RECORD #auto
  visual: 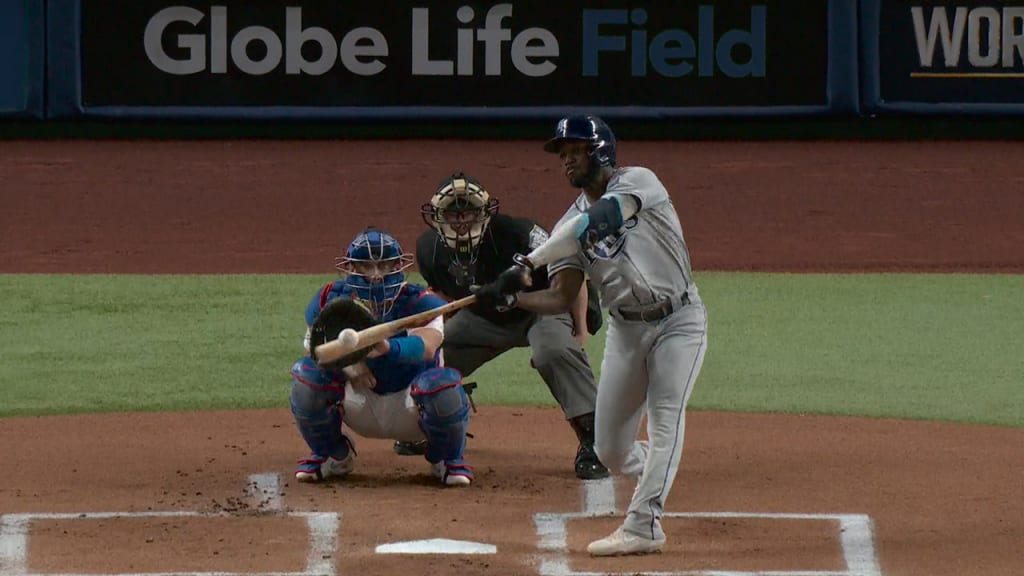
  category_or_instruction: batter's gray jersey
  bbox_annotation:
[548,166,701,309]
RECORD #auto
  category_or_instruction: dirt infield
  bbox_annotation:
[1,140,1023,576]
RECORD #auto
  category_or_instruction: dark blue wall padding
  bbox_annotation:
[861,0,1024,114]
[0,0,45,118]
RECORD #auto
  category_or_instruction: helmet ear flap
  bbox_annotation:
[590,138,614,168]
[544,115,616,168]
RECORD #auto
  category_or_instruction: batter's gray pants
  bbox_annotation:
[441,309,598,420]
[596,302,708,542]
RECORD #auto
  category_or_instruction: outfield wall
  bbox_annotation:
[0,0,45,119]
[861,0,1024,114]
[6,0,1024,121]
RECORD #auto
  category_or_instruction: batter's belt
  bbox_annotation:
[611,292,690,323]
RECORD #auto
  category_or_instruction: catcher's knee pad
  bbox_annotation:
[409,367,470,464]
[289,357,350,460]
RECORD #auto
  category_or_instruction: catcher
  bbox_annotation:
[288,226,473,486]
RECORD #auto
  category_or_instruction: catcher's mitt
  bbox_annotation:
[308,297,378,368]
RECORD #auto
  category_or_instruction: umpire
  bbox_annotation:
[394,172,608,480]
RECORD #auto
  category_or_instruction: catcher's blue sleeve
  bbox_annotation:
[305,281,340,325]
[400,285,448,318]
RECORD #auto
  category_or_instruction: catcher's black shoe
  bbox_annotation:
[393,439,428,456]
[575,442,610,480]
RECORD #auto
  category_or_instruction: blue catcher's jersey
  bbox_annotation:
[304,281,447,395]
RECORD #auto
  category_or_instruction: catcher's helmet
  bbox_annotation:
[334,227,413,319]
[543,115,616,167]
[421,172,499,262]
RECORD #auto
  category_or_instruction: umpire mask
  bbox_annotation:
[421,173,499,264]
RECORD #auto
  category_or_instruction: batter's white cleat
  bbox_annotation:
[587,527,665,557]
[294,453,354,482]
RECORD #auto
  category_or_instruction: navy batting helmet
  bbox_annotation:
[543,115,616,167]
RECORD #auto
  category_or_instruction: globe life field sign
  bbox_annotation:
[73,0,834,115]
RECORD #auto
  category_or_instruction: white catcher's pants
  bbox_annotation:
[342,383,425,443]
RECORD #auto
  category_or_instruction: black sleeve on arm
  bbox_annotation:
[414,231,440,290]
[508,216,551,291]
[508,216,542,252]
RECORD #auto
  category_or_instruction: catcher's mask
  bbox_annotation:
[334,227,413,319]
[421,173,499,265]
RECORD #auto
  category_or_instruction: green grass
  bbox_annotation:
[694,273,1024,426]
[1,273,1021,427]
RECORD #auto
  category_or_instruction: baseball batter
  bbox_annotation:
[473,116,708,556]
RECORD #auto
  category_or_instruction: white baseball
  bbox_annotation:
[338,328,359,347]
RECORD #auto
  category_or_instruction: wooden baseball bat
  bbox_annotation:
[313,294,477,366]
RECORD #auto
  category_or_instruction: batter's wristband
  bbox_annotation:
[385,335,426,364]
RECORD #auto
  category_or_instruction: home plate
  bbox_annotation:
[375,538,497,554]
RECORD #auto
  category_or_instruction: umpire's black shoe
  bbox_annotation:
[575,443,610,480]
[393,439,428,456]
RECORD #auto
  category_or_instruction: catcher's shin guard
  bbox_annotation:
[570,412,610,480]
[410,367,473,485]
[290,357,352,464]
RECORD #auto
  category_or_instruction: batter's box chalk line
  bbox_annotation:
[1,491,339,576]
[246,472,283,512]
[0,472,327,576]
[0,510,338,576]
[533,511,882,576]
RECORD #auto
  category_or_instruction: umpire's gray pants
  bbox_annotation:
[441,309,598,420]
